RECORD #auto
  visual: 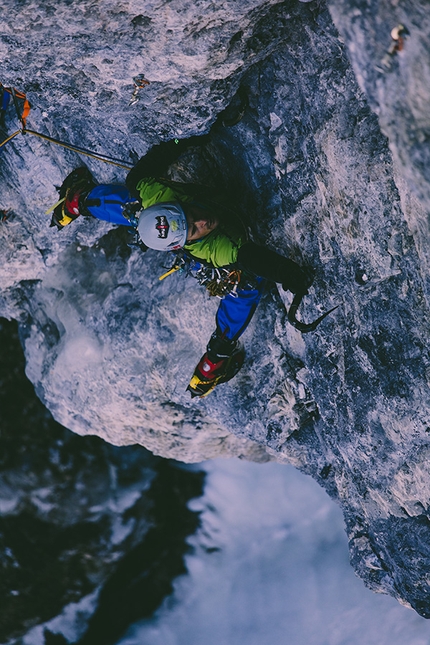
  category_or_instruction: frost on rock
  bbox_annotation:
[2,0,430,617]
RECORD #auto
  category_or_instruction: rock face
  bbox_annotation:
[2,0,430,617]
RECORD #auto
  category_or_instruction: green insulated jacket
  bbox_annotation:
[136,177,246,268]
[126,138,311,294]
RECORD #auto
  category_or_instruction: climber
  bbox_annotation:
[50,137,313,397]
[0,86,11,128]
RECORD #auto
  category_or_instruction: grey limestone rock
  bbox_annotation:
[2,0,430,617]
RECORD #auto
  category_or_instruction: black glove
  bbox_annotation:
[282,264,315,295]
[237,242,315,294]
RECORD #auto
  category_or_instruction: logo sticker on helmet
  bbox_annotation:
[170,219,179,232]
[155,215,169,239]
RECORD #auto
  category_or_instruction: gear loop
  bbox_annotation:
[160,250,245,298]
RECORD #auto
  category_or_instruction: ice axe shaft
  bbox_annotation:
[287,292,338,333]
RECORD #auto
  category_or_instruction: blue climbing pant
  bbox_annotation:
[85,185,134,226]
[215,278,266,342]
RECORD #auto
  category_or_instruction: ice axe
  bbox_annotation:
[287,291,338,333]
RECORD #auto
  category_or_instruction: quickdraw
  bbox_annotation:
[0,83,30,128]
[129,74,150,106]
[0,83,31,147]
[9,86,30,129]
[198,267,242,297]
[287,292,338,333]
[159,251,243,298]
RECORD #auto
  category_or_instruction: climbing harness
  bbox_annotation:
[287,291,338,333]
[159,250,243,298]
[161,251,336,331]
[0,83,133,170]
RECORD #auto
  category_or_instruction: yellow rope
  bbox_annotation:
[24,129,133,170]
[0,126,134,170]
[0,130,21,148]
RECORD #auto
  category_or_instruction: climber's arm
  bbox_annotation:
[237,241,314,294]
[126,135,209,198]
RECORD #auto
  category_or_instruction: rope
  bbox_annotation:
[0,129,21,148]
[23,129,134,170]
[0,126,133,170]
[45,196,66,215]
[1,82,134,169]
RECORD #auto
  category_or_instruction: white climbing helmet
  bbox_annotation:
[137,202,188,251]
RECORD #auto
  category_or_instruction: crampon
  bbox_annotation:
[48,167,96,230]
[187,343,245,398]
